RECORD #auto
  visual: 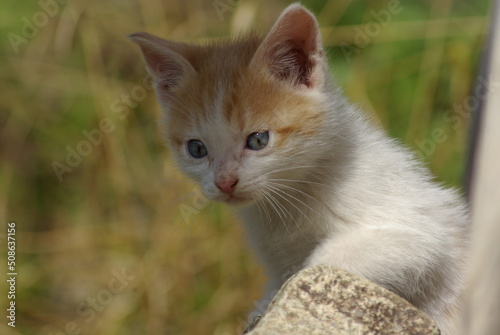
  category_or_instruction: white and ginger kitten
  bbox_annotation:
[130,3,469,334]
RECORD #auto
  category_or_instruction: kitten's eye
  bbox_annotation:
[187,140,208,158]
[246,131,269,151]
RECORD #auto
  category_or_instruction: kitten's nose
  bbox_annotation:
[215,178,239,194]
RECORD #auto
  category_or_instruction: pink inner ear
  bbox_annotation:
[152,56,185,90]
[129,33,195,92]
[268,40,313,86]
[252,4,324,88]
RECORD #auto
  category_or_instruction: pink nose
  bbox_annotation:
[215,178,239,194]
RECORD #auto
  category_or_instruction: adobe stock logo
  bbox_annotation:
[7,0,68,54]
[415,76,500,157]
[213,0,238,21]
[51,73,154,182]
[339,0,403,63]
[47,268,135,335]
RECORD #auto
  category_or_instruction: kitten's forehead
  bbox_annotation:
[166,38,260,138]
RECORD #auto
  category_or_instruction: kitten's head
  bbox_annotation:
[130,4,333,206]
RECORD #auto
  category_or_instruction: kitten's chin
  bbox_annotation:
[208,190,257,207]
[222,194,255,207]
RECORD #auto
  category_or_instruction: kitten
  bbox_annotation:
[130,3,469,334]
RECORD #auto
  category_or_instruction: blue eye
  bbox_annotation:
[187,140,207,158]
[246,131,269,150]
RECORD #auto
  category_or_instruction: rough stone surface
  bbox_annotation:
[245,265,440,335]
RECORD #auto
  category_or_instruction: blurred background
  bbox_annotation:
[0,0,491,334]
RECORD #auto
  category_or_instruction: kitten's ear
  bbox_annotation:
[129,32,196,95]
[250,4,325,89]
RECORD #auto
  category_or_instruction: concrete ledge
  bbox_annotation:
[245,265,439,335]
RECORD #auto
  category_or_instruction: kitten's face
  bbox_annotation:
[165,62,324,206]
[131,4,328,206]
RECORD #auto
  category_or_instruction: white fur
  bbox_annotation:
[236,95,469,334]
[133,4,469,334]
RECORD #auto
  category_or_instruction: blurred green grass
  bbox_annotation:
[0,0,490,334]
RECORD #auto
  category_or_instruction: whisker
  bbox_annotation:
[261,164,329,177]
[264,186,305,235]
[266,184,320,229]
[262,190,292,237]
[254,196,265,223]
[255,190,273,223]
[335,132,357,145]
[267,181,320,206]
[267,180,344,222]
[272,185,320,220]
[265,189,289,220]
[265,185,311,238]
[267,178,326,188]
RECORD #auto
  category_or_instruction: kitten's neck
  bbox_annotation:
[237,173,336,282]
[237,152,353,265]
